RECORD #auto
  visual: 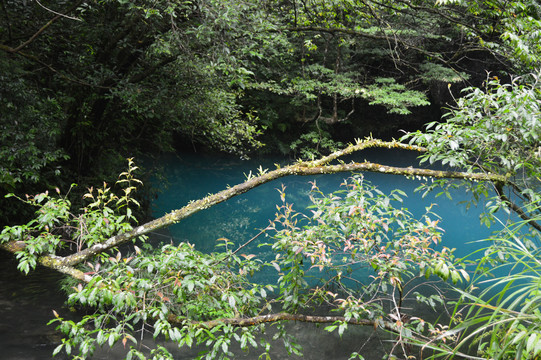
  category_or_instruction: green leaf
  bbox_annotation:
[52,343,64,357]
[526,333,538,354]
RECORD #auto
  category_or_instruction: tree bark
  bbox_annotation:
[182,312,394,330]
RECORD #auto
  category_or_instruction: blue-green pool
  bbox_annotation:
[151,149,498,261]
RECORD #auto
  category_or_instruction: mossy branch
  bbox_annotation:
[1,140,508,272]
[58,140,505,267]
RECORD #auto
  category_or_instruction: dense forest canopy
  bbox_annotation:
[2,0,531,194]
[1,0,540,359]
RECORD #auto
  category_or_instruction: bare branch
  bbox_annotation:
[10,0,84,53]
[35,0,82,22]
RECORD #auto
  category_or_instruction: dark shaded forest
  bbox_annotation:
[1,0,517,220]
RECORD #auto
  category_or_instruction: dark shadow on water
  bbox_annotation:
[0,249,70,360]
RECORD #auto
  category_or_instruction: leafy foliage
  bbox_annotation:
[289,130,344,160]
[405,74,541,175]
[268,177,467,315]
[50,242,267,360]
[413,212,541,359]
[1,0,526,188]
[2,1,541,359]
[0,159,142,274]
[403,73,541,228]
[0,55,68,192]
[3,166,470,359]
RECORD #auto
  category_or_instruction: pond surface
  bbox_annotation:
[1,148,504,359]
[0,249,67,359]
[151,149,494,260]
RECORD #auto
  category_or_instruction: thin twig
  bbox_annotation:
[214,227,271,265]
[35,0,82,21]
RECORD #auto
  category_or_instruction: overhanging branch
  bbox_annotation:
[1,139,508,273]
[57,139,506,267]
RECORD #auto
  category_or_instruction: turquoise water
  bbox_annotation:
[151,149,498,262]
